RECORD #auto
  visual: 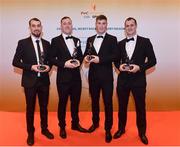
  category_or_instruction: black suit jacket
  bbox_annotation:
[114,35,157,87]
[12,37,51,88]
[50,35,83,84]
[84,33,118,82]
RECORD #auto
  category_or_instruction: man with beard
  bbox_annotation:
[12,18,54,146]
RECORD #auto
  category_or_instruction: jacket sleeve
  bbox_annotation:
[139,39,157,71]
[83,38,90,58]
[114,42,122,70]
[49,38,65,68]
[12,40,32,71]
[76,39,83,65]
[45,41,53,70]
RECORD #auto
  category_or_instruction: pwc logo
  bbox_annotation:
[81,3,103,19]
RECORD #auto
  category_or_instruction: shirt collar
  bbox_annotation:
[62,33,72,39]
[31,34,41,42]
[96,32,106,38]
[127,34,137,42]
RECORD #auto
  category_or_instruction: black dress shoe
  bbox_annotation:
[88,124,99,133]
[42,129,54,139]
[139,134,148,145]
[27,134,34,146]
[105,131,112,143]
[71,124,88,133]
[60,128,67,139]
[113,130,125,139]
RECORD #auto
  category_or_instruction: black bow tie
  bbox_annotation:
[126,37,134,42]
[97,35,103,39]
[66,36,73,40]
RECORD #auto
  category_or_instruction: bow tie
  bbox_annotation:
[97,35,103,39]
[66,36,73,40]
[126,37,134,42]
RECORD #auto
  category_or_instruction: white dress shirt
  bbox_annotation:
[93,32,106,54]
[62,33,75,56]
[125,34,137,59]
[31,35,44,76]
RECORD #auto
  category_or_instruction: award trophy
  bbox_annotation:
[70,48,78,65]
[37,52,47,71]
[87,42,95,61]
[123,56,133,71]
[70,41,79,65]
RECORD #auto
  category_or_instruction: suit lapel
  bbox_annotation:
[130,35,141,60]
[28,37,38,62]
[59,35,72,57]
[41,39,47,55]
[122,36,141,61]
[121,39,128,60]
[72,37,77,47]
[90,35,98,55]
[97,33,107,55]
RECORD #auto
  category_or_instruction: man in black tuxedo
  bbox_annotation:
[113,17,157,145]
[84,15,118,143]
[12,18,54,146]
[50,16,87,139]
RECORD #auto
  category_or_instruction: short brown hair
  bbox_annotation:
[61,16,71,23]
[125,17,137,26]
[96,15,107,22]
[29,18,41,26]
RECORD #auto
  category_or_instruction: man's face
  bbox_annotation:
[29,20,42,38]
[61,18,73,35]
[125,19,137,37]
[96,19,107,34]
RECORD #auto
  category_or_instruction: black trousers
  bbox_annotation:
[117,84,147,135]
[24,78,49,134]
[57,80,81,129]
[89,78,113,131]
